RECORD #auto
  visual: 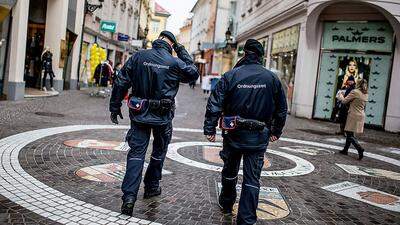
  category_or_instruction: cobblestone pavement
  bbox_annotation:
[0,85,399,225]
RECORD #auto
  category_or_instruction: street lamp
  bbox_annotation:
[86,0,104,13]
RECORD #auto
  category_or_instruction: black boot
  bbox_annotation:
[143,187,162,199]
[121,198,135,216]
[358,149,364,160]
[218,195,233,215]
[339,149,348,155]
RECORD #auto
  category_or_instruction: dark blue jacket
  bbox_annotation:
[204,54,287,150]
[110,40,199,125]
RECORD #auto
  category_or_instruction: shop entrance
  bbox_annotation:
[24,0,47,89]
[270,25,300,113]
[313,22,394,127]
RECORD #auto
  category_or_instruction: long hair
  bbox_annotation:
[357,79,368,94]
[342,60,361,88]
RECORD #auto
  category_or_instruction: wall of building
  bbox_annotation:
[190,0,217,53]
[177,19,192,50]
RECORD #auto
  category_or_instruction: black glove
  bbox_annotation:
[173,43,185,53]
[110,110,123,124]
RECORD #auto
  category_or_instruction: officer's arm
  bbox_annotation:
[174,45,200,83]
[204,76,228,135]
[109,55,136,113]
[271,77,288,138]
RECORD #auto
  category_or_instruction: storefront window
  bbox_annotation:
[258,36,269,67]
[0,13,10,96]
[270,25,300,113]
[314,22,394,127]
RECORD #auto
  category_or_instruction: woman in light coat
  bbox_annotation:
[337,79,368,160]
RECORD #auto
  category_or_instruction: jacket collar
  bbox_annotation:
[152,39,173,54]
[234,53,262,68]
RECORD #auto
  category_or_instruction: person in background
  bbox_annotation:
[112,62,123,86]
[41,46,55,92]
[338,79,368,160]
[94,60,114,87]
[335,75,356,135]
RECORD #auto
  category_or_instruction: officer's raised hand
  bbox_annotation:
[110,109,123,124]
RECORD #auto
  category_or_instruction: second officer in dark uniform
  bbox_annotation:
[109,31,199,216]
[204,39,287,225]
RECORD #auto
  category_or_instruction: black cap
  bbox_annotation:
[160,30,177,44]
[244,39,264,57]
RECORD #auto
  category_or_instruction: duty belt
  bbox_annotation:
[220,116,266,131]
[128,97,175,115]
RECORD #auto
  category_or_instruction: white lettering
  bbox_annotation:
[143,62,170,69]
[237,84,267,89]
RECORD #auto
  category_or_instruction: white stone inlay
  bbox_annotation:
[1,125,399,224]
[0,125,156,225]
[322,181,400,212]
[166,142,315,177]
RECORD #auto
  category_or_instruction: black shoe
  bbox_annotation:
[143,187,162,199]
[339,150,348,155]
[121,199,135,216]
[358,149,364,160]
[218,198,233,215]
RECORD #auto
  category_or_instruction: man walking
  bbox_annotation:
[204,39,287,224]
[109,31,199,216]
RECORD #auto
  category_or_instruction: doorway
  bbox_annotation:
[24,0,47,89]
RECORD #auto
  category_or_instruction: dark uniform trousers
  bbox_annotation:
[219,143,265,225]
[121,121,172,201]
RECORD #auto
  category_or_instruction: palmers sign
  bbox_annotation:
[322,22,393,53]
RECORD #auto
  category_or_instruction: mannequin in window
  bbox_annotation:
[41,46,55,92]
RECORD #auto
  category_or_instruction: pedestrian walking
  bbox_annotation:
[109,30,199,216]
[94,60,114,87]
[338,79,368,160]
[41,46,55,92]
[112,62,123,86]
[203,39,287,225]
[332,75,356,135]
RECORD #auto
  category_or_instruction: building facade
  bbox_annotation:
[236,0,400,132]
[0,0,85,100]
[80,0,142,86]
[177,18,192,51]
[147,2,170,44]
[190,0,237,79]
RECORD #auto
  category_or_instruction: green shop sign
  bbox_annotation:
[323,22,393,52]
[100,21,116,33]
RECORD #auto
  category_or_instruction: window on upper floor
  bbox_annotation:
[112,0,119,7]
[128,5,133,17]
[120,0,126,12]
[152,20,160,33]
[247,0,253,13]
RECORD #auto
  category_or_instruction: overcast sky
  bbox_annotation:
[155,0,197,34]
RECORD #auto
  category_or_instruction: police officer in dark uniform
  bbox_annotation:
[204,39,287,225]
[109,31,199,216]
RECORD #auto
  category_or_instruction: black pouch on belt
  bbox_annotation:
[237,118,266,131]
[160,99,174,115]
